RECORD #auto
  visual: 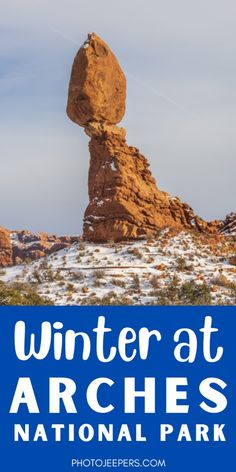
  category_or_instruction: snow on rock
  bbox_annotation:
[1,229,235,306]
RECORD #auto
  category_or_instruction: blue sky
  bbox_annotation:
[1,0,236,234]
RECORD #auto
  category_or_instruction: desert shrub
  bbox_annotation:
[176,257,193,272]
[111,278,126,288]
[44,268,55,282]
[230,286,236,303]
[154,279,211,305]
[114,295,132,305]
[80,291,132,306]
[54,271,64,281]
[100,292,132,305]
[128,247,143,259]
[93,269,106,288]
[71,271,84,281]
[93,278,102,288]
[93,269,106,279]
[156,280,180,305]
[149,275,159,289]
[172,274,181,286]
[180,281,211,305]
[38,259,49,270]
[131,274,140,291]
[0,281,51,306]
[31,269,43,283]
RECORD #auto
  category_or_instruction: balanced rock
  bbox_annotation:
[67,33,126,126]
[67,34,223,242]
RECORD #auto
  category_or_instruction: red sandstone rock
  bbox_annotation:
[67,33,225,243]
[67,33,126,126]
[82,124,219,241]
[0,227,12,267]
[0,229,80,267]
[229,256,236,266]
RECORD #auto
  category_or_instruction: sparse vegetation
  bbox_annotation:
[128,247,143,259]
[176,257,193,272]
[0,281,51,306]
[1,228,235,306]
[131,274,141,291]
[180,281,212,305]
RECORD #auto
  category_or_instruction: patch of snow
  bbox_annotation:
[110,161,117,172]
[85,215,103,221]
[10,232,19,243]
[2,229,235,306]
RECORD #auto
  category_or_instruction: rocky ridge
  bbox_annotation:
[0,228,80,267]
[220,213,236,236]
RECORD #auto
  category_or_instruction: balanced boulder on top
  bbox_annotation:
[67,33,126,126]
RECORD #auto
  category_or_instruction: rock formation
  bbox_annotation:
[0,35,234,268]
[83,121,219,241]
[0,228,80,267]
[67,33,126,126]
[0,227,12,267]
[220,213,236,236]
[67,33,222,242]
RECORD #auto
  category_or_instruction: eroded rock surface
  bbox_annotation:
[0,227,12,267]
[0,229,80,267]
[83,124,219,241]
[67,33,126,126]
[67,33,224,242]
[220,213,236,236]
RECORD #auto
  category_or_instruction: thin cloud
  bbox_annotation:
[126,71,196,115]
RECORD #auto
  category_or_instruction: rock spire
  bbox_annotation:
[67,33,219,242]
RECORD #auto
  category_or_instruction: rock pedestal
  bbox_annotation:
[83,123,217,241]
[67,33,219,242]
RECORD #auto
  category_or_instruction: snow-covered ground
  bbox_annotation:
[1,230,236,305]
